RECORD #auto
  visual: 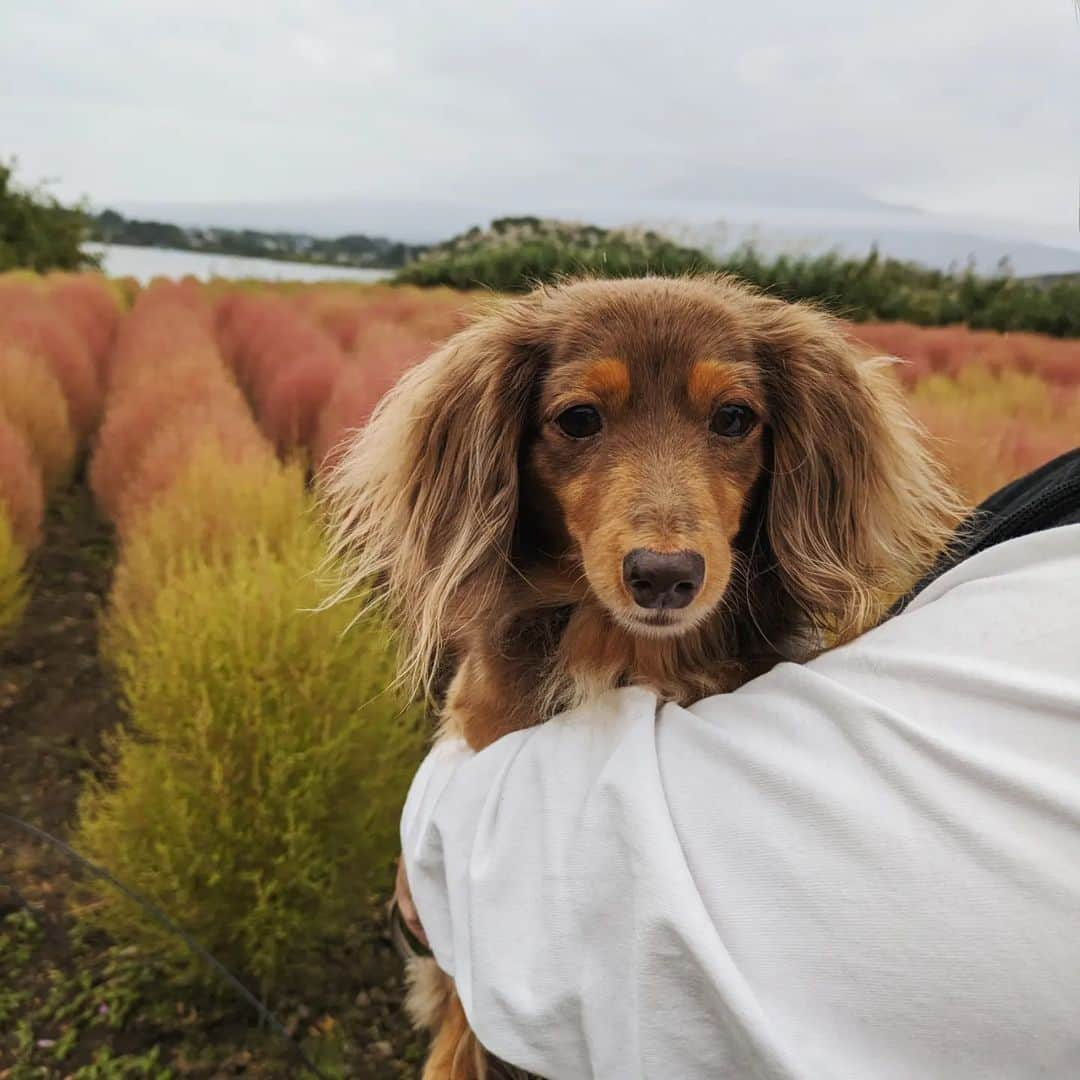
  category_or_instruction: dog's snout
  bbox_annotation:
[622,549,705,610]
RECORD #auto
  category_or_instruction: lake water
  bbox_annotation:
[85,243,394,284]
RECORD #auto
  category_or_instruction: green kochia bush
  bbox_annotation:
[77,515,426,996]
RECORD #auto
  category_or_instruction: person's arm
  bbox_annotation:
[402,526,1080,1080]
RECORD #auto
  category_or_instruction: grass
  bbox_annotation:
[1,902,419,1078]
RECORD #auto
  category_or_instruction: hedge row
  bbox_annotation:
[0,272,119,635]
[845,320,1080,502]
[397,238,1080,338]
[76,281,426,996]
[215,285,471,473]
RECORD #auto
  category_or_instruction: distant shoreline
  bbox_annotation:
[86,243,394,284]
[89,208,422,272]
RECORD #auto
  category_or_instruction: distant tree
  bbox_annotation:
[0,159,99,272]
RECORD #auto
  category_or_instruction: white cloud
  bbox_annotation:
[1,0,1076,239]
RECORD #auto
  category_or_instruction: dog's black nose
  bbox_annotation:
[622,549,705,610]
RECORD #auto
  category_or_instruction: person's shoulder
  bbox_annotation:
[906,523,1080,614]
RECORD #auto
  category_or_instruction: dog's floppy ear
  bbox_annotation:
[322,294,551,696]
[746,294,965,643]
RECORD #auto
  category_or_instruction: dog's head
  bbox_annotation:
[325,276,963,693]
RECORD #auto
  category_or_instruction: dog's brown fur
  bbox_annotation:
[324,275,965,1079]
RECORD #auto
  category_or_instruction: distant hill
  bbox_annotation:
[90,209,426,270]
[393,215,1080,337]
[395,217,713,289]
[418,216,704,260]
[110,195,1080,278]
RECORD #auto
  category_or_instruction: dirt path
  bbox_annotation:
[0,484,120,909]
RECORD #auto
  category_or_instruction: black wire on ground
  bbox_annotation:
[0,810,329,1080]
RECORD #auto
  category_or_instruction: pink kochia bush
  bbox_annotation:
[848,321,1080,390]
[217,287,475,464]
[258,349,343,454]
[47,272,122,370]
[0,414,45,553]
[295,285,472,351]
[92,370,260,530]
[216,292,345,455]
[311,324,432,473]
[310,367,387,473]
[105,280,213,389]
[0,345,77,491]
[113,402,273,537]
[92,282,269,533]
[350,319,434,373]
[309,297,476,473]
[0,280,102,439]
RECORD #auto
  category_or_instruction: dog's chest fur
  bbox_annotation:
[441,591,784,750]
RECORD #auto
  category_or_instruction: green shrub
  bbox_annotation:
[106,452,311,640]
[717,245,1080,336]
[396,218,1080,338]
[78,508,427,997]
[395,217,713,290]
[0,508,28,637]
[0,159,99,273]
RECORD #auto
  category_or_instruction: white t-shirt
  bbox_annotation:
[402,525,1080,1079]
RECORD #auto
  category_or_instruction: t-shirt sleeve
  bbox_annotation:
[401,526,1080,1079]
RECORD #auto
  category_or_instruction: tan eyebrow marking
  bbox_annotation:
[687,360,759,413]
[580,357,631,406]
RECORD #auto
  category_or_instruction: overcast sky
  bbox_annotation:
[2,1,1078,242]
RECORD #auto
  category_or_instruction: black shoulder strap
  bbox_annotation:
[891,447,1080,615]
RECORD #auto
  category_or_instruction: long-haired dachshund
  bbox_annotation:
[325,275,965,1079]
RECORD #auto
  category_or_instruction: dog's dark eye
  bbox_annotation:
[710,403,757,438]
[555,405,603,439]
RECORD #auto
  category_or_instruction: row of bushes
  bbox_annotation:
[0,272,119,635]
[1,270,1072,1003]
[216,290,348,456]
[396,219,1080,338]
[75,282,427,998]
[90,280,272,533]
[844,321,1080,502]
[723,247,1080,338]
[849,320,1080,389]
[909,366,1080,504]
[295,283,471,352]
[214,285,470,472]
[300,286,469,472]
